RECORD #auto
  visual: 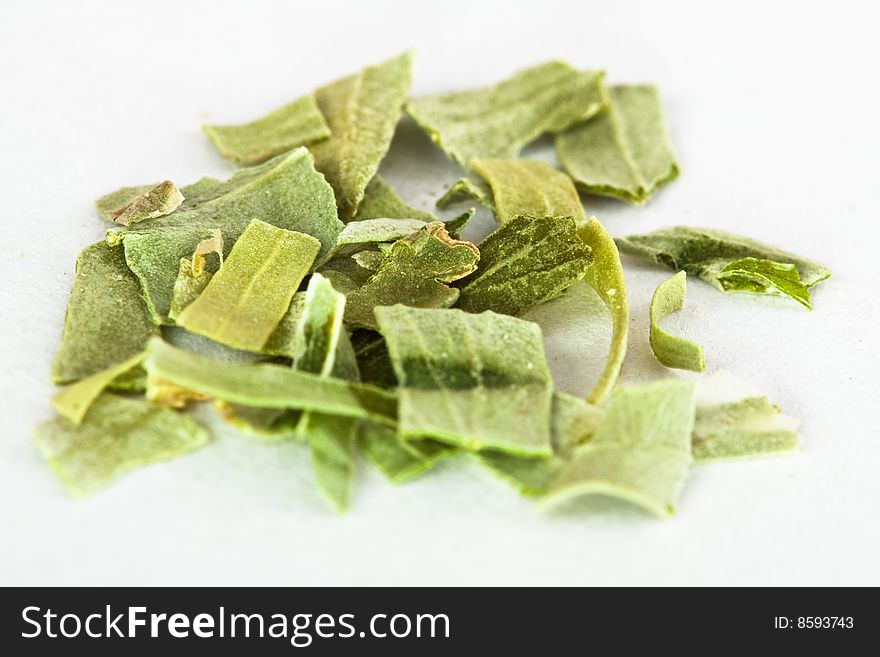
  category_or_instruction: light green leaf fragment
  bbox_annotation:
[168,258,213,321]
[345,222,480,329]
[261,292,306,359]
[579,218,629,405]
[110,148,341,321]
[692,371,800,461]
[176,219,320,351]
[50,352,146,425]
[436,177,493,211]
[145,338,397,424]
[51,241,158,386]
[650,271,705,372]
[471,159,585,225]
[354,175,435,222]
[444,208,475,240]
[557,85,679,204]
[542,380,696,518]
[315,255,376,296]
[359,421,455,483]
[95,180,184,226]
[615,226,831,307]
[456,214,592,316]
[300,412,357,512]
[406,62,606,165]
[311,52,413,218]
[376,306,553,456]
[33,393,209,496]
[203,93,331,165]
[351,249,384,271]
[332,218,428,258]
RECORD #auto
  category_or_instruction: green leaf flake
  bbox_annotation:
[692,371,800,461]
[168,258,212,321]
[456,214,592,316]
[470,159,585,225]
[110,148,342,322]
[203,94,331,165]
[376,306,553,456]
[51,352,146,425]
[332,218,428,258]
[406,62,606,165]
[345,222,480,329]
[615,226,831,307]
[311,52,413,218]
[557,85,679,204]
[542,380,696,518]
[649,271,705,372]
[359,421,454,483]
[443,208,475,240]
[51,241,158,386]
[579,218,629,405]
[95,180,184,226]
[145,338,397,424]
[176,219,320,351]
[33,393,209,496]
[354,175,435,221]
[436,177,493,211]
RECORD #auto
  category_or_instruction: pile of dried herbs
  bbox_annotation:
[35,53,830,516]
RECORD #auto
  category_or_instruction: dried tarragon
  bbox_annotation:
[354,175,435,222]
[95,180,184,226]
[649,271,705,372]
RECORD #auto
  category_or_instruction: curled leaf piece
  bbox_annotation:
[470,159,585,225]
[456,214,592,316]
[693,371,800,461]
[376,306,554,456]
[176,220,320,351]
[355,175,435,221]
[406,62,606,165]
[443,208,475,239]
[51,352,146,424]
[203,94,331,165]
[51,241,158,386]
[33,393,209,496]
[615,226,831,307]
[542,380,696,518]
[311,52,413,218]
[557,85,678,204]
[649,271,705,372]
[579,218,629,405]
[436,177,493,211]
[345,222,480,329]
[95,181,184,226]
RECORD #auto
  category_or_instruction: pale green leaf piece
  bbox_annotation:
[406,62,606,165]
[262,292,307,359]
[331,218,428,258]
[542,380,696,518]
[345,222,480,329]
[168,258,213,321]
[203,93,331,165]
[579,217,629,405]
[456,214,592,316]
[376,306,553,456]
[108,148,342,322]
[51,352,146,425]
[692,371,800,461]
[649,271,705,372]
[444,208,475,240]
[360,421,455,483]
[315,254,376,295]
[51,241,158,386]
[176,219,319,351]
[556,84,679,204]
[145,338,397,424]
[470,158,585,225]
[95,180,184,226]
[436,177,493,211]
[615,226,831,307]
[351,249,385,271]
[311,52,413,218]
[33,393,209,496]
[354,175,436,221]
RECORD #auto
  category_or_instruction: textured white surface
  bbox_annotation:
[1,0,878,586]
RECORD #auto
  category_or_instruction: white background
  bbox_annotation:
[1,0,878,586]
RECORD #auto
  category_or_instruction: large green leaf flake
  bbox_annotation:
[176,219,320,351]
[95,180,185,226]
[51,352,146,425]
[33,393,209,496]
[456,214,592,316]
[615,226,831,307]
[542,380,696,518]
[556,85,679,204]
[109,148,342,322]
[470,158,585,225]
[649,271,705,372]
[344,222,480,329]
[311,52,413,218]
[203,93,331,165]
[354,175,435,221]
[376,306,553,456]
[579,218,629,405]
[406,62,606,165]
[51,241,158,386]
